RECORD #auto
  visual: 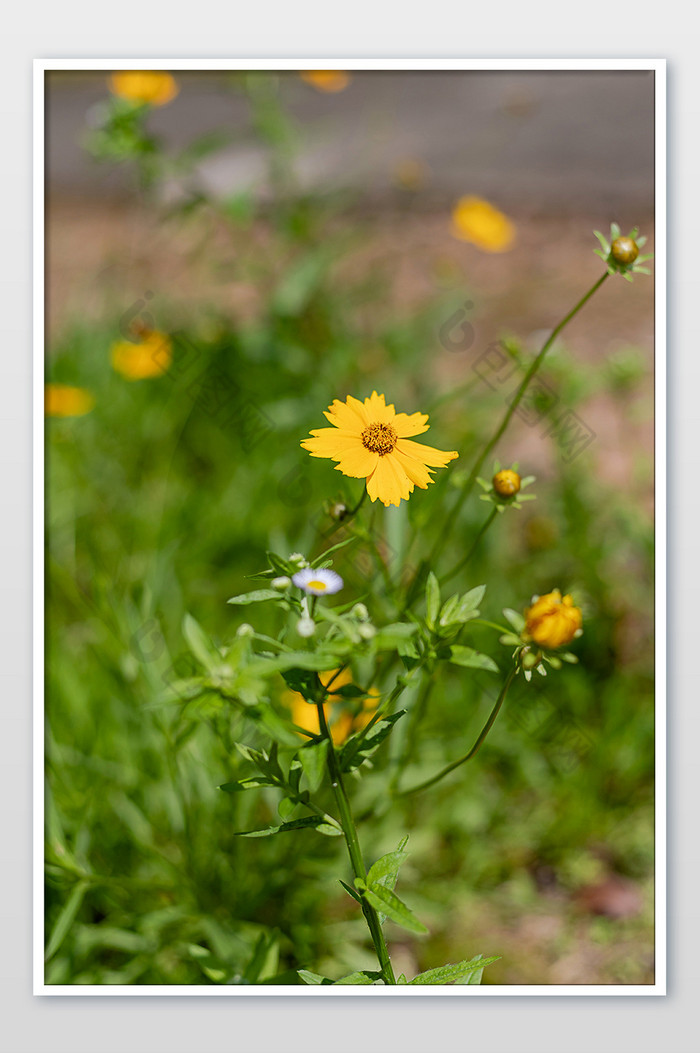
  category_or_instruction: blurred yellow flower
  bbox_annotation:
[451,195,516,253]
[493,468,521,497]
[286,668,378,747]
[525,590,582,650]
[45,384,95,418]
[300,70,350,93]
[109,71,179,107]
[110,330,172,381]
[301,391,458,508]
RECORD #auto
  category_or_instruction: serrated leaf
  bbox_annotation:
[425,572,441,630]
[227,589,281,605]
[449,645,498,673]
[359,883,428,935]
[408,954,500,985]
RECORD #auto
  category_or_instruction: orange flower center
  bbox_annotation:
[361,421,397,455]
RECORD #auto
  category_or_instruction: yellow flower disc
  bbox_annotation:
[493,469,521,497]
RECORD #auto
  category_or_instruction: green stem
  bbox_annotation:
[440,507,499,586]
[397,666,517,797]
[429,271,610,568]
[315,702,396,985]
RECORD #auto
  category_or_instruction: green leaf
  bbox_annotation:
[358,882,428,935]
[182,613,220,671]
[339,879,363,905]
[338,710,406,772]
[45,880,89,962]
[425,572,441,630]
[503,607,525,632]
[408,954,500,985]
[298,739,329,794]
[277,796,298,820]
[236,815,341,838]
[372,623,419,650]
[367,842,409,888]
[227,589,280,605]
[297,969,333,985]
[310,537,357,566]
[333,970,383,985]
[449,646,498,673]
[218,776,276,793]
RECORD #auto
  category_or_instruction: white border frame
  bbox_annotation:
[34,58,666,996]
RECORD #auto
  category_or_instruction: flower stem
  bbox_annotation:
[429,270,610,569]
[315,702,396,984]
[440,506,499,586]
[397,666,517,797]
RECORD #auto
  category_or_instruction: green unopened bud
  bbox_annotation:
[358,623,376,640]
[351,602,370,621]
[236,623,255,637]
[272,576,291,589]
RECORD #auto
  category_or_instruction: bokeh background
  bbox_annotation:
[45,70,655,985]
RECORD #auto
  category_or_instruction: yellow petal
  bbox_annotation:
[333,447,379,478]
[392,411,430,437]
[323,397,366,431]
[366,455,412,506]
[396,438,459,468]
[392,448,433,488]
[301,431,364,458]
[363,391,395,423]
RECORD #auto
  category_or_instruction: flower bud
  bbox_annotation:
[358,623,376,640]
[493,468,521,497]
[272,576,291,590]
[525,590,582,649]
[236,623,255,637]
[351,602,370,621]
[296,617,316,638]
[329,501,349,521]
[610,236,639,266]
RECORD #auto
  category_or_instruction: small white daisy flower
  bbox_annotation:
[292,567,344,596]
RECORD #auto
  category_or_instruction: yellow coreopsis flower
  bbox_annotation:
[109,71,179,107]
[300,70,350,93]
[45,384,95,418]
[525,590,582,650]
[301,392,458,508]
[286,669,377,747]
[110,330,172,381]
[451,195,516,253]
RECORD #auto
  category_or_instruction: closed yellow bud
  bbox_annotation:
[525,590,582,649]
[610,236,639,266]
[493,468,521,497]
